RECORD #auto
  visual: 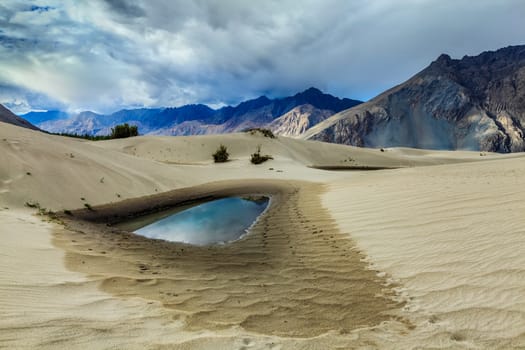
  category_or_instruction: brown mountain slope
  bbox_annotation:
[304,45,525,152]
[0,104,39,131]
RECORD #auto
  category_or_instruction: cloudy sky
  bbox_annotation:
[0,0,524,114]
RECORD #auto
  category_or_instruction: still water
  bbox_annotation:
[134,197,269,245]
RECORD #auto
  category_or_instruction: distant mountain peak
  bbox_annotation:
[296,87,324,97]
[77,111,103,118]
[254,95,271,101]
[435,53,452,63]
[232,95,272,112]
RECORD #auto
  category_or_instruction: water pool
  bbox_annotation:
[134,196,269,245]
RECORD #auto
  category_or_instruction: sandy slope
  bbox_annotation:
[1,121,525,349]
[324,157,525,348]
[0,208,190,349]
[0,122,491,210]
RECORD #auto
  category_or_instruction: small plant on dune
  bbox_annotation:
[245,128,276,139]
[84,203,94,211]
[212,144,230,163]
[38,207,55,216]
[24,201,56,217]
[63,209,73,216]
[25,201,40,209]
[250,145,273,164]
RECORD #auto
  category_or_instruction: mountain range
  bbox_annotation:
[4,45,525,152]
[21,88,362,138]
[304,45,525,152]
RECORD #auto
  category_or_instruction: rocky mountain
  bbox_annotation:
[268,104,335,137]
[0,104,39,130]
[38,111,106,135]
[26,88,361,137]
[304,45,525,152]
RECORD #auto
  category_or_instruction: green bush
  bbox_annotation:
[50,123,139,141]
[250,145,273,164]
[51,133,112,141]
[110,123,139,139]
[213,144,230,163]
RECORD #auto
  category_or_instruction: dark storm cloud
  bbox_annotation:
[0,0,524,114]
[103,0,146,18]
[29,5,54,12]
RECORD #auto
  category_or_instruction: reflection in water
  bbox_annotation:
[135,197,269,245]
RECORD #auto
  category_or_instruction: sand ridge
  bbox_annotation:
[0,121,501,212]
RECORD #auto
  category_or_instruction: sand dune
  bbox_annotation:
[324,157,525,348]
[1,121,491,210]
[2,121,525,349]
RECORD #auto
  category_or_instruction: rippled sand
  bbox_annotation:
[324,157,525,348]
[56,180,406,339]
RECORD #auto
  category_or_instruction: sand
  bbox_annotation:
[56,180,403,337]
[0,208,189,349]
[2,120,525,349]
[323,157,525,348]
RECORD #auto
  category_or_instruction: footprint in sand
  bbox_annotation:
[1,178,13,185]
[6,140,21,151]
[450,331,467,342]
[238,338,257,349]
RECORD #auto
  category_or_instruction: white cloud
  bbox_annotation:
[0,0,524,113]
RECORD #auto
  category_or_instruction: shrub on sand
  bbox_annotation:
[245,128,276,139]
[213,144,230,163]
[110,123,138,139]
[250,145,273,164]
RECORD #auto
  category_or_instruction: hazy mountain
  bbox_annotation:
[21,110,69,124]
[304,45,525,152]
[38,111,106,135]
[0,104,39,130]
[31,88,361,136]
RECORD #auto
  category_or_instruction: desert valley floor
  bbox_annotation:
[1,121,525,349]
